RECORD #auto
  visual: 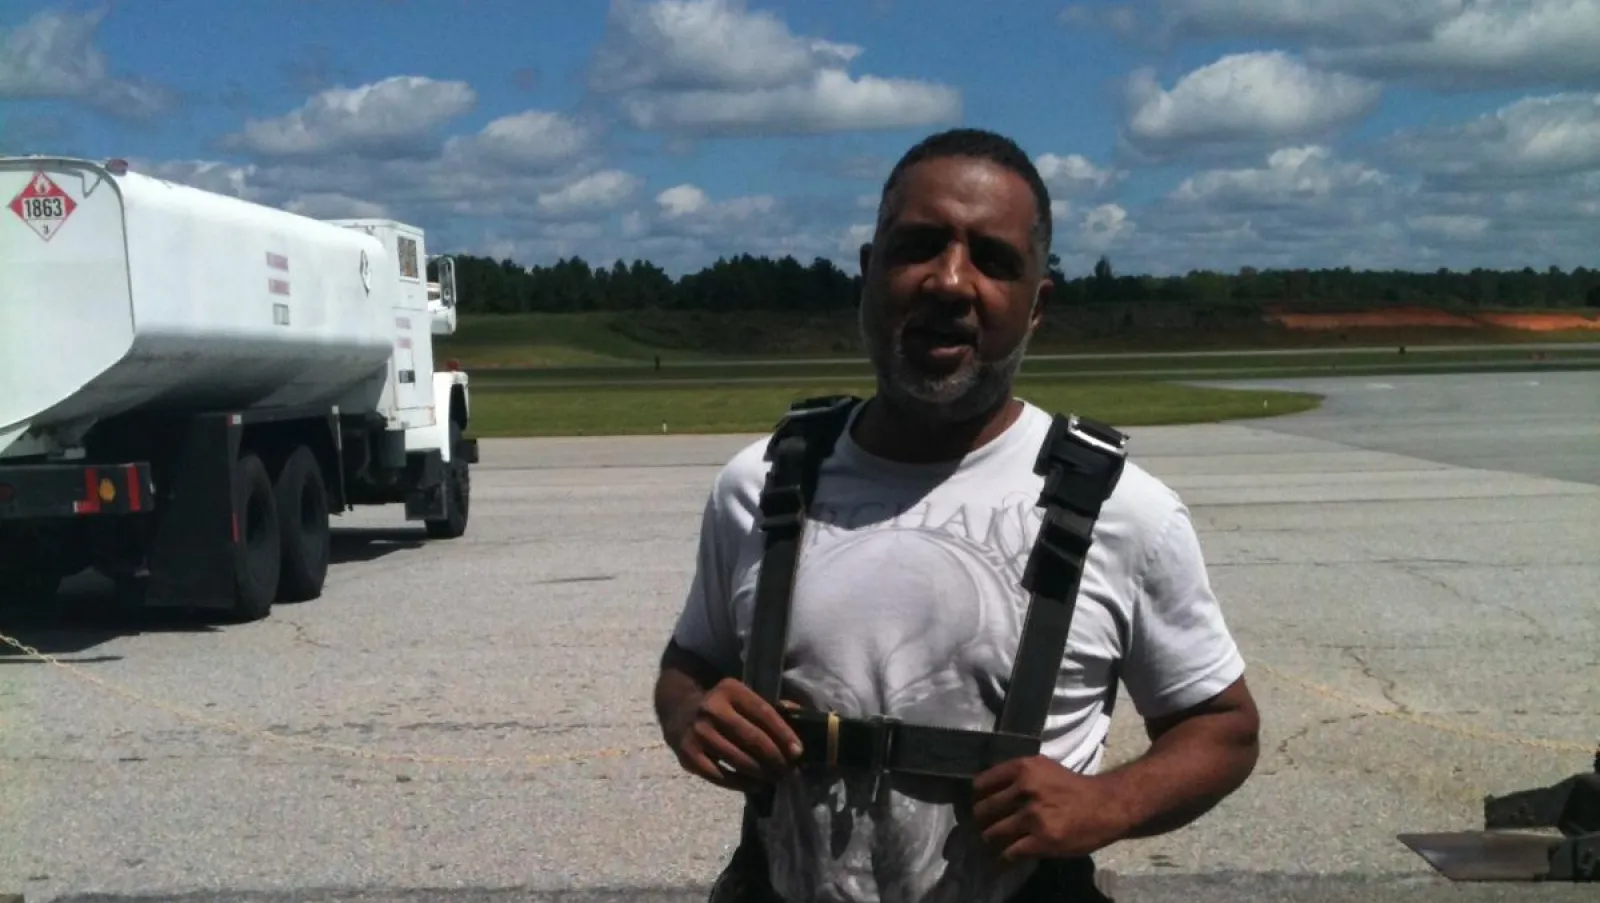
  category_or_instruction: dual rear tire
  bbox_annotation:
[232,444,330,622]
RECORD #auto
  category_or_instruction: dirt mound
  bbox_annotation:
[1267,307,1600,331]
[1475,312,1600,331]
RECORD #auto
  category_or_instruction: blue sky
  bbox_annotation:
[4,0,1600,278]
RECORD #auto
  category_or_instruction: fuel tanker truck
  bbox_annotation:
[0,155,477,622]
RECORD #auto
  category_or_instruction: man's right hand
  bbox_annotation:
[668,677,805,792]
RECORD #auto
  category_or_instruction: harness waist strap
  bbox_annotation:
[783,708,1040,780]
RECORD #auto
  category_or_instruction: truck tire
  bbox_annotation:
[232,451,281,621]
[274,444,330,603]
[424,420,470,540]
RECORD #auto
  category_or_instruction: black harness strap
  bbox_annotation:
[712,398,1128,903]
[743,399,1129,783]
[997,413,1128,738]
[741,394,861,816]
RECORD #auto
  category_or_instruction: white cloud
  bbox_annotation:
[1137,0,1600,90]
[222,75,477,157]
[1122,51,1383,158]
[620,69,962,136]
[1309,0,1600,89]
[1076,203,1136,251]
[284,193,390,220]
[534,170,642,218]
[1387,91,1600,181]
[1170,145,1390,208]
[134,104,619,229]
[1058,137,1600,275]
[448,110,603,171]
[0,7,175,119]
[648,183,779,237]
[1035,153,1127,197]
[1407,214,1492,241]
[1160,0,1462,46]
[588,0,861,93]
[1059,2,1142,37]
[587,0,961,136]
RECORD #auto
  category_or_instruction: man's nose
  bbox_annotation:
[926,242,978,299]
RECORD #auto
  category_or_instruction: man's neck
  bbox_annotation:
[851,394,1023,465]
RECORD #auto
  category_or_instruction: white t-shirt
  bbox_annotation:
[671,398,1245,903]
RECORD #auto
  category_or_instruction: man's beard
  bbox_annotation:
[859,304,1031,426]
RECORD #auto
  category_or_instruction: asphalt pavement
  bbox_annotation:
[1,370,1596,902]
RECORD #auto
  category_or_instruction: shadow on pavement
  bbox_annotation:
[329,526,426,564]
[0,526,426,661]
[0,575,217,661]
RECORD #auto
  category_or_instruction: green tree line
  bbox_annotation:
[435,253,1600,316]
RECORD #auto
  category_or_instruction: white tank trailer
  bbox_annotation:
[0,155,476,621]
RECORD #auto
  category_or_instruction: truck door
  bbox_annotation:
[392,231,428,417]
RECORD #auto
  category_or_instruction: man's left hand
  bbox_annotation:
[969,755,1128,864]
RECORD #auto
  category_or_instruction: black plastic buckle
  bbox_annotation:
[866,714,899,773]
[758,480,804,533]
[1065,414,1128,459]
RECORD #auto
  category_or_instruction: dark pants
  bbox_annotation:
[707,830,1116,902]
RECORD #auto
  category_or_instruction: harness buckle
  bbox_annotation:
[867,714,900,774]
[1065,413,1128,460]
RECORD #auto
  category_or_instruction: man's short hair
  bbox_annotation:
[875,127,1053,267]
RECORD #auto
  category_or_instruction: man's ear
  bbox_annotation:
[1029,276,1052,332]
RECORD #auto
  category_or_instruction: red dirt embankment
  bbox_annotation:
[1267,306,1600,331]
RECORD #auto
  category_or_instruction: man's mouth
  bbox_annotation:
[903,321,977,347]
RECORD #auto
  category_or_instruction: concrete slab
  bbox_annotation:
[0,371,1595,902]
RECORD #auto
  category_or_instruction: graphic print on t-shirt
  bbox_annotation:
[749,487,1085,903]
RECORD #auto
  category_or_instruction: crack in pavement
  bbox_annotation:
[1263,713,1369,775]
[1340,647,1410,714]
[1398,563,1545,637]
[272,617,335,651]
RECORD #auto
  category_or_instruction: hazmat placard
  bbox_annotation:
[8,171,77,241]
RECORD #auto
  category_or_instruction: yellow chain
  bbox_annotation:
[1,628,1592,765]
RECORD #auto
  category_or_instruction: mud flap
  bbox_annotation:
[1398,831,1573,882]
[144,412,244,610]
[404,450,446,521]
[1398,765,1599,882]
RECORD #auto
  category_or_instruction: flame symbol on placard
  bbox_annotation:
[33,174,50,194]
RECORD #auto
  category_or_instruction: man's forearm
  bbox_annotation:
[654,640,724,749]
[1094,683,1260,841]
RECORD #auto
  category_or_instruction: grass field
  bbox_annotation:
[442,311,1599,437]
[465,344,1600,388]
[466,380,1326,438]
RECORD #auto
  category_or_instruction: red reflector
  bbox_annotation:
[75,467,102,514]
[0,483,13,504]
[124,464,142,511]
[445,358,460,371]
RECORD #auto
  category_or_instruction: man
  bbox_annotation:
[653,127,1260,902]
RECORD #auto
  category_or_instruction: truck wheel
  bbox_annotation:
[274,444,330,603]
[232,451,281,621]
[424,420,470,540]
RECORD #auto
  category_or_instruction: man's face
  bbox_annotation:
[858,155,1051,426]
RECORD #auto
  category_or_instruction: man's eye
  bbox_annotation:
[889,233,943,262]
[972,242,1024,280]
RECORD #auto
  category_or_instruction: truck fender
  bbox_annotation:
[404,370,471,462]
